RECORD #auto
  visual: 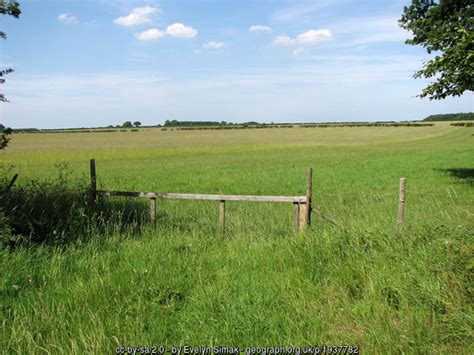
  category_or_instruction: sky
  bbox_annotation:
[0,0,472,129]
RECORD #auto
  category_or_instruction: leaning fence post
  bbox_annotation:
[150,197,156,222]
[90,159,97,204]
[4,173,18,193]
[219,200,225,235]
[397,177,406,227]
[306,167,313,226]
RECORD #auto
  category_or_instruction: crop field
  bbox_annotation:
[0,124,473,353]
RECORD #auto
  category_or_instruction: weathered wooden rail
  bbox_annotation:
[90,159,313,233]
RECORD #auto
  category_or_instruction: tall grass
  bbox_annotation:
[1,223,472,352]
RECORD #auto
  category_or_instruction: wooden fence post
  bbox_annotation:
[397,177,406,227]
[219,200,225,235]
[4,173,18,193]
[293,202,300,232]
[90,159,96,204]
[150,197,156,222]
[298,168,313,231]
[306,167,312,226]
[299,203,307,230]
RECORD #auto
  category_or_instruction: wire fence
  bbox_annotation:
[312,182,472,230]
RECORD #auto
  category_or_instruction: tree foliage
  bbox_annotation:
[399,0,473,100]
[0,0,21,102]
[1,1,21,150]
[423,112,474,121]
[0,124,12,149]
[122,121,133,128]
[133,121,141,127]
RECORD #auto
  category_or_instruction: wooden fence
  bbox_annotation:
[90,159,313,234]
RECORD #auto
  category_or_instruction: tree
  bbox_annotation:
[1,1,21,103]
[133,121,141,128]
[0,124,12,149]
[122,121,133,128]
[0,1,21,150]
[399,0,473,100]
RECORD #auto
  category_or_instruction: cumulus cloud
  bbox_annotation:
[203,41,224,49]
[272,35,296,46]
[166,23,197,38]
[134,23,199,42]
[113,6,159,26]
[58,13,77,24]
[296,29,332,44]
[272,29,333,47]
[135,28,166,41]
[249,25,272,33]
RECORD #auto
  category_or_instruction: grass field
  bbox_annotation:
[1,124,473,353]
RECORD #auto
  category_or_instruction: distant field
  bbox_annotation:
[4,124,453,155]
[1,125,473,353]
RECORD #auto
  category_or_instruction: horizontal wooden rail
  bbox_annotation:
[97,190,307,203]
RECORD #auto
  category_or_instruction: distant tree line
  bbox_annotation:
[300,123,434,128]
[163,120,264,127]
[450,122,474,127]
[423,113,474,121]
[171,122,434,131]
[164,120,230,127]
[174,124,294,131]
[121,121,141,128]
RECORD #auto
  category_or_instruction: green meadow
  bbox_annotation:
[0,124,473,353]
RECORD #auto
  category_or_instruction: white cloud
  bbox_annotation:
[135,28,166,41]
[272,29,333,47]
[166,23,197,38]
[296,29,332,44]
[203,41,224,49]
[134,23,199,42]
[57,13,77,24]
[113,6,159,26]
[272,35,296,46]
[249,25,272,33]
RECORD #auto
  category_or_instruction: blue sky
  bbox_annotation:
[0,0,472,128]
